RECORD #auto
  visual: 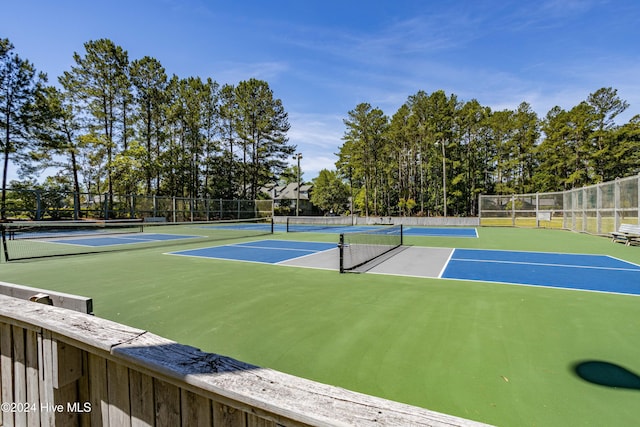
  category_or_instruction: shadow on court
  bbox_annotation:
[573,360,640,390]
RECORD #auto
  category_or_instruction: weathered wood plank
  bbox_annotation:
[107,359,131,427]
[181,389,212,427]
[114,331,491,427]
[129,369,154,427]
[88,353,110,426]
[247,413,276,427]
[0,281,93,314]
[154,378,181,427]
[12,325,27,426]
[54,380,79,427]
[1,322,14,427]
[77,351,91,427]
[213,401,246,427]
[0,294,144,355]
[52,340,83,389]
[38,330,56,427]
[25,329,40,427]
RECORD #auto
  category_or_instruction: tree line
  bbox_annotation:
[3,37,640,220]
[334,88,639,217]
[1,38,294,219]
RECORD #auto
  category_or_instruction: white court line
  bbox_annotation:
[449,257,640,273]
[607,255,640,268]
[438,248,456,278]
[228,243,324,253]
[435,276,640,297]
[275,247,339,264]
[165,252,276,265]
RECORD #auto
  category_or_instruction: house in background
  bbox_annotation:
[262,182,316,216]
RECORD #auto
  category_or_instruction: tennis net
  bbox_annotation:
[339,225,403,273]
[286,215,353,232]
[1,217,273,261]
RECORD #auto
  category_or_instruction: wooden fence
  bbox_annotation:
[0,292,491,427]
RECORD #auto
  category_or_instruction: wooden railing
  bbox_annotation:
[0,292,491,427]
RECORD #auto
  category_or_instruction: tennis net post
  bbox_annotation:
[339,233,345,273]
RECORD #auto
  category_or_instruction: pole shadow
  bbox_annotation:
[573,360,640,390]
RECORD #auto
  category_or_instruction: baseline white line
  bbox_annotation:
[275,247,338,264]
[227,243,322,253]
[435,276,640,297]
[364,271,640,297]
[607,255,640,268]
[163,252,275,265]
[450,257,640,272]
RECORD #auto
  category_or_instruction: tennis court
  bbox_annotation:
[0,218,274,261]
[166,237,640,296]
[366,246,640,296]
[169,239,337,265]
[280,220,478,238]
[2,224,640,426]
[442,249,640,295]
[42,232,203,247]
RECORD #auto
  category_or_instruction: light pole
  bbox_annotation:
[294,153,302,216]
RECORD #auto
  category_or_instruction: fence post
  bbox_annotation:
[153,195,157,218]
[338,233,345,273]
[172,197,176,223]
[637,173,640,225]
[35,190,42,220]
[575,190,579,232]
[581,188,587,233]
[596,183,602,234]
[73,192,80,220]
[535,193,540,228]
[103,193,109,220]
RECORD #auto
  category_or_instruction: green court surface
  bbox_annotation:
[2,227,640,426]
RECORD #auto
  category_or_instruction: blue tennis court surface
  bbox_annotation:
[441,249,640,296]
[168,240,337,264]
[47,233,202,247]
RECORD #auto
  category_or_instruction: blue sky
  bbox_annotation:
[4,0,640,181]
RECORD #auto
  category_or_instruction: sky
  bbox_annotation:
[3,0,640,182]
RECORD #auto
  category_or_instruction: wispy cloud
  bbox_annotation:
[287,112,345,178]
[213,61,290,84]
[288,113,344,149]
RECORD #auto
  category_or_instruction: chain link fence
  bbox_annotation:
[479,174,640,234]
[2,189,273,221]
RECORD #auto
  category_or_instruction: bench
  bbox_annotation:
[611,223,640,246]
